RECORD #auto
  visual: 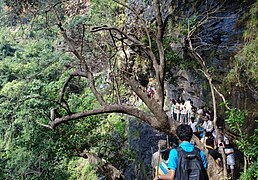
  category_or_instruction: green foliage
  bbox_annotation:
[82,0,124,27]
[0,24,74,179]
[0,19,133,178]
[225,2,258,88]
[67,158,98,180]
[225,109,245,135]
[240,160,258,180]
[225,109,258,179]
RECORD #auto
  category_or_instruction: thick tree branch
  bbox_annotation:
[59,70,87,112]
[153,0,165,108]
[124,76,163,115]
[80,151,124,179]
[91,26,144,47]
[51,7,106,106]
[49,104,158,129]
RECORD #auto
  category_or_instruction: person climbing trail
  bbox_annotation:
[147,86,155,98]
[154,124,208,180]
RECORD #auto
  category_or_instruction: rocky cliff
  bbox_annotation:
[124,0,256,179]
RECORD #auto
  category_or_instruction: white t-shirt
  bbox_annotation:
[152,151,165,168]
[202,121,208,130]
[206,120,214,132]
[189,121,198,132]
[181,105,187,115]
[184,100,191,111]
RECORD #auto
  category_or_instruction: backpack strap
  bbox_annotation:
[175,147,208,180]
[176,146,205,170]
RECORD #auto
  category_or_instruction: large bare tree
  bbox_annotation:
[5,0,229,179]
[46,0,226,179]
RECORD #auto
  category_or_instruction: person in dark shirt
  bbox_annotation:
[205,138,222,165]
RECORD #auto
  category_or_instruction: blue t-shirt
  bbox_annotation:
[167,141,208,170]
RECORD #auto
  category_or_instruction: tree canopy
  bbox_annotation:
[0,0,257,179]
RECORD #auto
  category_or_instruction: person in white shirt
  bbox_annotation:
[202,117,208,131]
[152,140,167,173]
[224,139,235,180]
[170,99,177,120]
[175,100,181,122]
[184,98,192,112]
[189,117,198,134]
[205,116,214,133]
[180,103,187,124]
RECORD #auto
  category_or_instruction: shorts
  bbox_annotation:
[228,165,235,170]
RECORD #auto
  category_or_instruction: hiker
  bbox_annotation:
[184,98,192,112]
[205,138,222,166]
[186,100,194,123]
[152,140,167,172]
[196,119,205,141]
[175,100,181,122]
[224,139,235,180]
[204,115,214,133]
[147,86,155,98]
[189,116,198,138]
[152,137,178,177]
[170,99,177,120]
[154,124,208,180]
[180,102,187,124]
[156,148,172,176]
[196,106,204,124]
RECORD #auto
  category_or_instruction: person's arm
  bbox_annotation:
[153,169,175,180]
[154,149,177,179]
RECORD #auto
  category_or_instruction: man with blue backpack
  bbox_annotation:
[154,124,209,180]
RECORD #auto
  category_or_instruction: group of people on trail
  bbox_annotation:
[170,98,216,141]
[151,98,236,179]
[152,124,209,180]
[170,98,192,124]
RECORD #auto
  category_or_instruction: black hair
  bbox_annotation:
[206,138,214,148]
[161,149,171,161]
[176,124,193,141]
[205,132,213,138]
[190,116,195,122]
[167,135,179,148]
[171,99,176,104]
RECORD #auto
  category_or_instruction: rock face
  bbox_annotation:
[124,0,256,179]
[124,118,173,179]
[125,0,255,107]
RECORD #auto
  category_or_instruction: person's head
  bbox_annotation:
[206,138,214,148]
[190,116,195,123]
[161,149,171,161]
[158,140,167,150]
[171,99,176,104]
[205,132,213,139]
[176,124,193,142]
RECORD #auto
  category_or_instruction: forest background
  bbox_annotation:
[0,0,257,179]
